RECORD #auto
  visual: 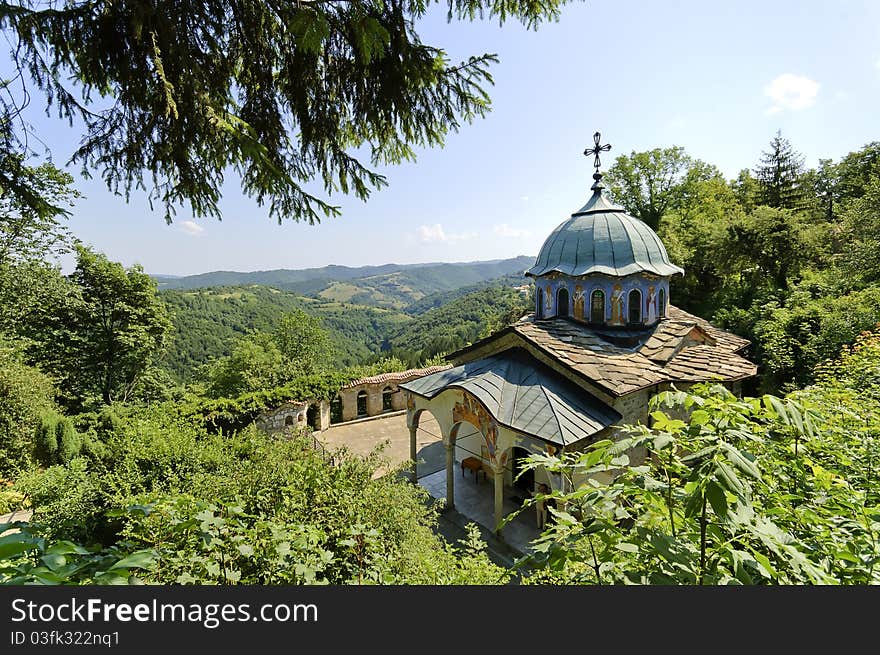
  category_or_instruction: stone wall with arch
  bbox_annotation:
[336,365,452,423]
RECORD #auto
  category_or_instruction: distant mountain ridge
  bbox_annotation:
[153,256,534,309]
[153,256,533,290]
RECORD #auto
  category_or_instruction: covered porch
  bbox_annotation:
[400,347,621,540]
[418,467,543,555]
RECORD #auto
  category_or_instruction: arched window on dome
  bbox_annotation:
[556,287,570,318]
[590,289,605,324]
[658,287,667,318]
[536,292,543,319]
[628,289,642,325]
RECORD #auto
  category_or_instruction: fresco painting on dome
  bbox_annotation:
[573,284,585,320]
[646,285,657,323]
[609,283,625,325]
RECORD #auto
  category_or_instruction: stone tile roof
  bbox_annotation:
[343,365,452,389]
[667,306,751,353]
[452,305,756,397]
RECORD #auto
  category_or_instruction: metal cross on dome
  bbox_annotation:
[583,131,611,173]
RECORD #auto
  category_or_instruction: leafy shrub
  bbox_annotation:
[34,412,59,466]
[55,418,82,463]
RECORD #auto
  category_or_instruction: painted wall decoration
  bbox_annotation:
[646,285,657,323]
[573,284,585,320]
[609,283,625,325]
[452,390,506,467]
[532,273,669,326]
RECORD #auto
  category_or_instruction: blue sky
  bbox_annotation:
[15,0,880,275]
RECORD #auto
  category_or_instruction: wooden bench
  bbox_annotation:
[460,456,486,483]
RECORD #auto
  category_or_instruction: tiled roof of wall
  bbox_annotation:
[342,365,452,389]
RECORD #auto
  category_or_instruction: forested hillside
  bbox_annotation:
[159,278,532,380]
[159,287,413,380]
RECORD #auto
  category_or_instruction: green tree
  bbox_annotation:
[833,141,880,206]
[731,168,760,213]
[1,0,573,224]
[723,205,822,291]
[0,334,57,475]
[659,176,743,315]
[0,160,79,267]
[603,146,720,230]
[57,245,173,406]
[273,309,334,376]
[841,178,880,284]
[754,130,810,211]
[203,331,285,399]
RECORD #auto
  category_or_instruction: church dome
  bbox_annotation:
[526,187,684,278]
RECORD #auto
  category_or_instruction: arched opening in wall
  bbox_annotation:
[590,289,605,324]
[356,390,368,418]
[330,395,342,424]
[307,403,320,430]
[628,289,642,325]
[382,386,394,412]
[511,447,535,497]
[659,287,667,318]
[556,287,569,318]
[536,292,544,319]
[284,415,295,427]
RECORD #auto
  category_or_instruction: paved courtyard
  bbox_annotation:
[318,413,541,556]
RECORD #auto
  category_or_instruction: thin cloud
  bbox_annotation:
[764,73,820,114]
[493,223,532,238]
[417,223,477,244]
[178,220,205,236]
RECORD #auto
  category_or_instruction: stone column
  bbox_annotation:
[409,424,418,484]
[493,465,504,535]
[445,441,455,511]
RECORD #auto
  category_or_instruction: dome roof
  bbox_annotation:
[526,185,684,278]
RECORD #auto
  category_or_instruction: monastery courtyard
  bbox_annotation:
[317,412,541,559]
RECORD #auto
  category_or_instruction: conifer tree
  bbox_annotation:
[0,0,576,224]
[754,130,809,210]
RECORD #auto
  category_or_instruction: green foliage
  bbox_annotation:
[0,521,157,585]
[183,371,357,433]
[0,160,79,267]
[1,0,571,223]
[160,286,411,380]
[840,177,880,285]
[14,406,507,584]
[47,245,174,408]
[0,334,57,475]
[202,331,286,398]
[388,285,530,365]
[55,418,82,464]
[723,205,826,291]
[604,146,721,230]
[513,380,879,585]
[201,309,334,398]
[35,413,59,467]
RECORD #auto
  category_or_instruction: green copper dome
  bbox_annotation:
[526,185,684,278]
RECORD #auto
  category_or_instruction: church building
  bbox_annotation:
[400,133,757,535]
